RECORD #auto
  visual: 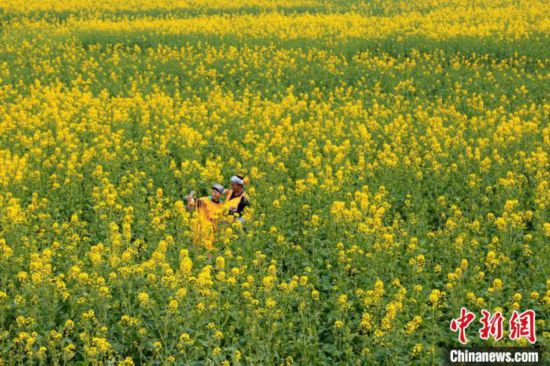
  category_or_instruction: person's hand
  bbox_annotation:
[186,191,196,208]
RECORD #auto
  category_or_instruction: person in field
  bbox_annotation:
[224,174,250,224]
[186,183,225,250]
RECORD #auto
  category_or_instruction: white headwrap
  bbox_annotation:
[230,175,244,185]
[212,183,225,194]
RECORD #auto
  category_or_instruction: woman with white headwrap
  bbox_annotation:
[225,174,250,224]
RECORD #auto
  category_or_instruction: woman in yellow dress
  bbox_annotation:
[186,183,225,250]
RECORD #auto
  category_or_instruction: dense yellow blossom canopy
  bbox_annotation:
[0,0,549,364]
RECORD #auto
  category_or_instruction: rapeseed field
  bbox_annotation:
[0,0,548,364]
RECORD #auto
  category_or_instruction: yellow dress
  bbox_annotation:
[191,197,224,250]
[224,190,249,218]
